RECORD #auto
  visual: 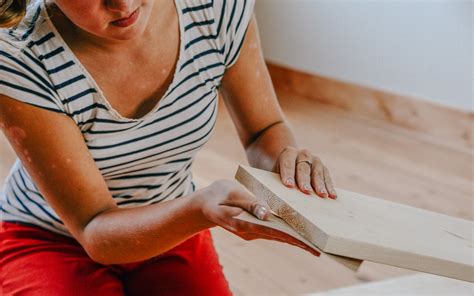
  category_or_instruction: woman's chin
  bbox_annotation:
[103,23,147,41]
[105,18,149,41]
[107,31,143,41]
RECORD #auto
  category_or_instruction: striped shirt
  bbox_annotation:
[0,0,255,237]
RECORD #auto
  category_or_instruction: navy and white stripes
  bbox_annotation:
[0,0,255,237]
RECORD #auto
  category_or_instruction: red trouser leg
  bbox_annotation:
[0,221,125,295]
[0,221,233,296]
[124,229,232,296]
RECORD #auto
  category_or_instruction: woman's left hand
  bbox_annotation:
[272,146,337,199]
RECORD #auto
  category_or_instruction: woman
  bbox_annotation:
[0,0,337,295]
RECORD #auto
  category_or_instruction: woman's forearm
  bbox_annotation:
[82,186,214,265]
[81,122,297,265]
[245,121,298,171]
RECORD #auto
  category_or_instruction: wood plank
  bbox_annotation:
[235,164,474,282]
[309,274,473,295]
[234,211,363,271]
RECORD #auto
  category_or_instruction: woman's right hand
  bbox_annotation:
[194,179,320,257]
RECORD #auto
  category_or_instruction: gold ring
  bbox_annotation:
[296,160,312,168]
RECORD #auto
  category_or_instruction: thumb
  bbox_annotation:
[239,194,270,221]
[251,202,270,220]
[222,185,271,220]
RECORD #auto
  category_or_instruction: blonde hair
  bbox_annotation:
[0,0,29,28]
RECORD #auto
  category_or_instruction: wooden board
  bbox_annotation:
[234,211,363,271]
[235,165,474,282]
[309,273,473,295]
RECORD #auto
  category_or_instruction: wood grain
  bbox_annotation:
[267,63,474,150]
[233,211,363,271]
[235,164,474,282]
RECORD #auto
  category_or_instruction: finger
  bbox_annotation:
[296,150,313,195]
[276,235,320,256]
[311,159,328,198]
[323,166,337,199]
[246,223,308,248]
[235,227,321,257]
[285,240,321,257]
[261,234,321,257]
[223,188,271,221]
[218,205,244,232]
[223,205,245,218]
[278,147,298,188]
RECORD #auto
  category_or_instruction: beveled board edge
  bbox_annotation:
[233,211,363,271]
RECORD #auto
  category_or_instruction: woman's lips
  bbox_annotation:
[111,8,140,27]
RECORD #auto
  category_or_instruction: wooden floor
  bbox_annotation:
[0,87,472,295]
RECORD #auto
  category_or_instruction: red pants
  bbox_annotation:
[0,221,232,296]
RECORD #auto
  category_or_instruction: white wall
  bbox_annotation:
[254,0,473,111]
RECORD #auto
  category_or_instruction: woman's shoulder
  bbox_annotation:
[179,0,255,29]
[1,0,46,47]
[0,1,69,116]
[0,0,41,47]
[0,0,52,79]
[207,0,256,69]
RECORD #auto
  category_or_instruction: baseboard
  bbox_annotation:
[266,63,473,150]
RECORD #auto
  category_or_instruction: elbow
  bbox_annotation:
[87,248,113,265]
[81,225,133,265]
[79,207,120,265]
[245,120,285,149]
[83,246,106,265]
[82,234,119,265]
[79,218,114,265]
[80,231,111,265]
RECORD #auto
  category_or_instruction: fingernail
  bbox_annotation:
[319,188,327,198]
[285,177,295,186]
[303,183,312,192]
[255,206,267,220]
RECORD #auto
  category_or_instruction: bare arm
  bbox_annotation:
[0,95,214,264]
[219,14,297,172]
[219,14,337,198]
[83,187,214,264]
[1,94,319,265]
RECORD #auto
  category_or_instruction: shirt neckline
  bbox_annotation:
[40,0,185,122]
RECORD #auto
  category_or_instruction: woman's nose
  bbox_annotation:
[106,0,135,13]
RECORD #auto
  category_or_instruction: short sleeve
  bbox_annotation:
[0,44,67,115]
[222,0,256,69]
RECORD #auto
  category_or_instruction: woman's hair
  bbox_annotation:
[0,0,29,28]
